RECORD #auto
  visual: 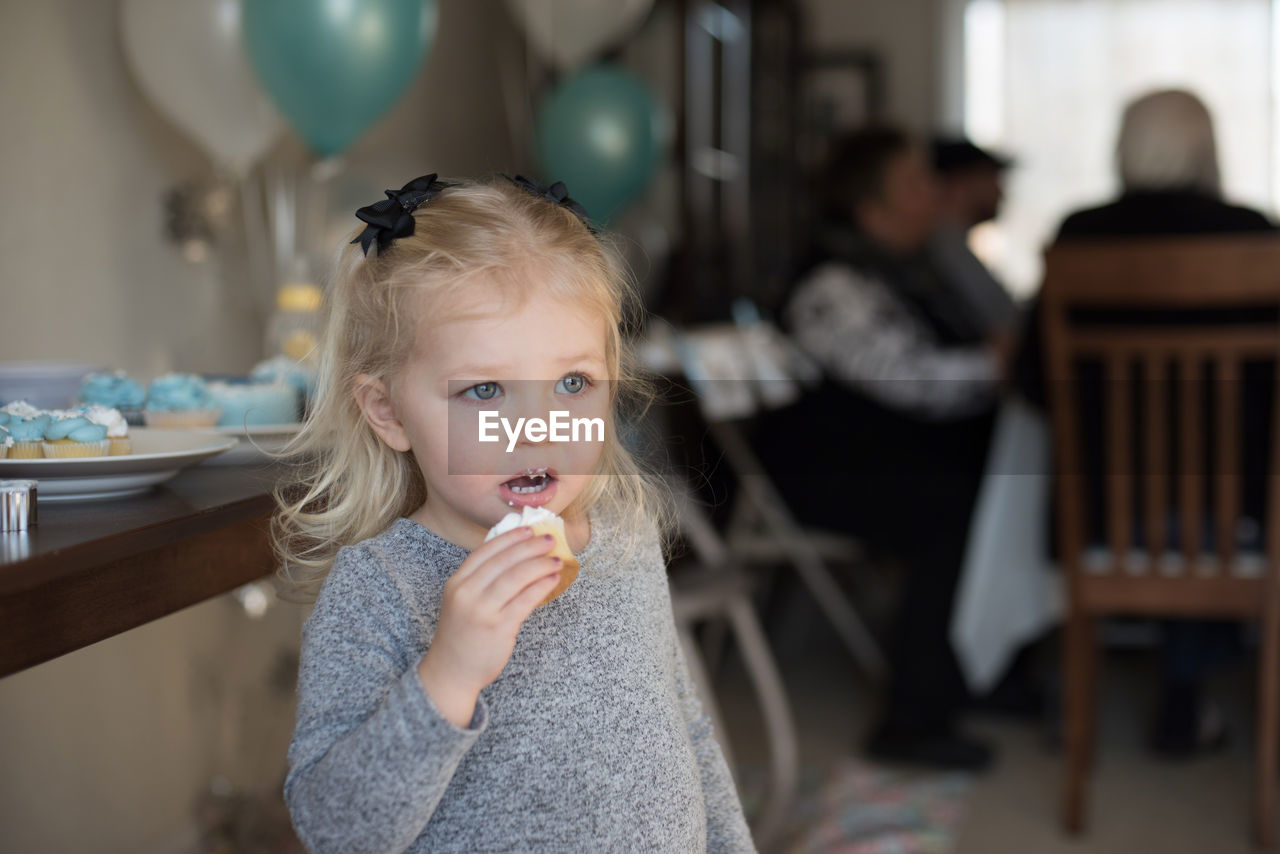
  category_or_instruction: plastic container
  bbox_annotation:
[264,282,323,363]
[0,361,103,409]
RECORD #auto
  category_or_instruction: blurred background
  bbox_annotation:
[4,1,1280,852]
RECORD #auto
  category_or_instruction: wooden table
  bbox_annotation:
[0,464,281,678]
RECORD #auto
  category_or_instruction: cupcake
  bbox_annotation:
[207,379,299,428]
[144,373,221,428]
[78,404,131,455]
[484,506,580,606]
[42,415,109,458]
[1,400,44,421]
[79,371,146,426]
[251,355,315,417]
[6,413,50,458]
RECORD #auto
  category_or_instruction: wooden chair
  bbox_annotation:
[1042,236,1280,847]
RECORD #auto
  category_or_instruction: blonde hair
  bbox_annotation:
[1116,89,1220,195]
[273,177,672,600]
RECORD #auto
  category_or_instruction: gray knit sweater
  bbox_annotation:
[285,514,756,853]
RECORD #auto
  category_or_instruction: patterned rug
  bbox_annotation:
[745,761,972,854]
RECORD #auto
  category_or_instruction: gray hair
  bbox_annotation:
[1116,89,1220,195]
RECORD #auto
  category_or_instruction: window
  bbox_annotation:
[963,0,1276,297]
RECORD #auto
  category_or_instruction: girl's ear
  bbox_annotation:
[352,375,412,452]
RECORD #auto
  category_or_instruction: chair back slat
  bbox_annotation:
[1105,353,1133,567]
[1144,353,1168,570]
[1217,355,1242,572]
[1179,353,1204,566]
[1045,286,1086,573]
[1042,235,1280,305]
[1070,329,1280,356]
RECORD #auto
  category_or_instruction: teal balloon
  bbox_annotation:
[536,66,663,224]
[242,0,437,157]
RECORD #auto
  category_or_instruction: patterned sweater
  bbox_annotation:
[785,261,998,419]
[285,514,756,853]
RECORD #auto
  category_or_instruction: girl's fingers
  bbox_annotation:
[500,567,562,619]
[462,534,556,591]
[451,526,536,582]
[484,554,561,606]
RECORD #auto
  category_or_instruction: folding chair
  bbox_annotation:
[669,480,799,849]
[666,320,887,680]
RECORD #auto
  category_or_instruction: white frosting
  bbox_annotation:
[1,432,12,449]
[79,405,128,437]
[484,505,563,541]
[1,400,42,419]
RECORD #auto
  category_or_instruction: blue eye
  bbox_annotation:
[556,374,589,394]
[464,382,502,401]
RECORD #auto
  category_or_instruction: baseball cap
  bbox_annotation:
[931,137,1014,173]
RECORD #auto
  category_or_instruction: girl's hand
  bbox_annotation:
[417,526,561,727]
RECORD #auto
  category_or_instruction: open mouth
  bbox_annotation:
[505,472,551,493]
[499,468,560,507]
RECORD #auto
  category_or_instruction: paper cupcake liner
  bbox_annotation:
[108,437,132,456]
[42,440,110,458]
[8,441,44,459]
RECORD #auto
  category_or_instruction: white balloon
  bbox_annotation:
[506,0,654,71]
[121,0,283,177]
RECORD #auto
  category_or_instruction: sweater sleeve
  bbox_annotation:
[284,546,487,854]
[785,262,998,419]
[671,615,758,852]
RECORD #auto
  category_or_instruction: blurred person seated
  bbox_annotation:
[754,126,1009,771]
[1015,88,1278,759]
[927,136,1020,338]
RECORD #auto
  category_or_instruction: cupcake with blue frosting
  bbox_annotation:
[207,379,300,428]
[42,414,109,458]
[1,400,44,421]
[144,373,221,428]
[6,412,52,458]
[78,404,131,455]
[251,355,315,417]
[79,371,146,425]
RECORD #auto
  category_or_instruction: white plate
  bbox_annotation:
[0,428,237,501]
[205,422,302,465]
[212,423,302,437]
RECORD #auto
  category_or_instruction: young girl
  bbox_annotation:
[275,175,755,852]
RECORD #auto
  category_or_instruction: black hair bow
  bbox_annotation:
[509,174,595,232]
[351,174,453,256]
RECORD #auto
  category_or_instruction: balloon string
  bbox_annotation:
[238,169,273,318]
[267,163,296,285]
[304,157,344,281]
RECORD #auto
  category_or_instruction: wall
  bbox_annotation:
[802,0,942,133]
[0,594,307,853]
